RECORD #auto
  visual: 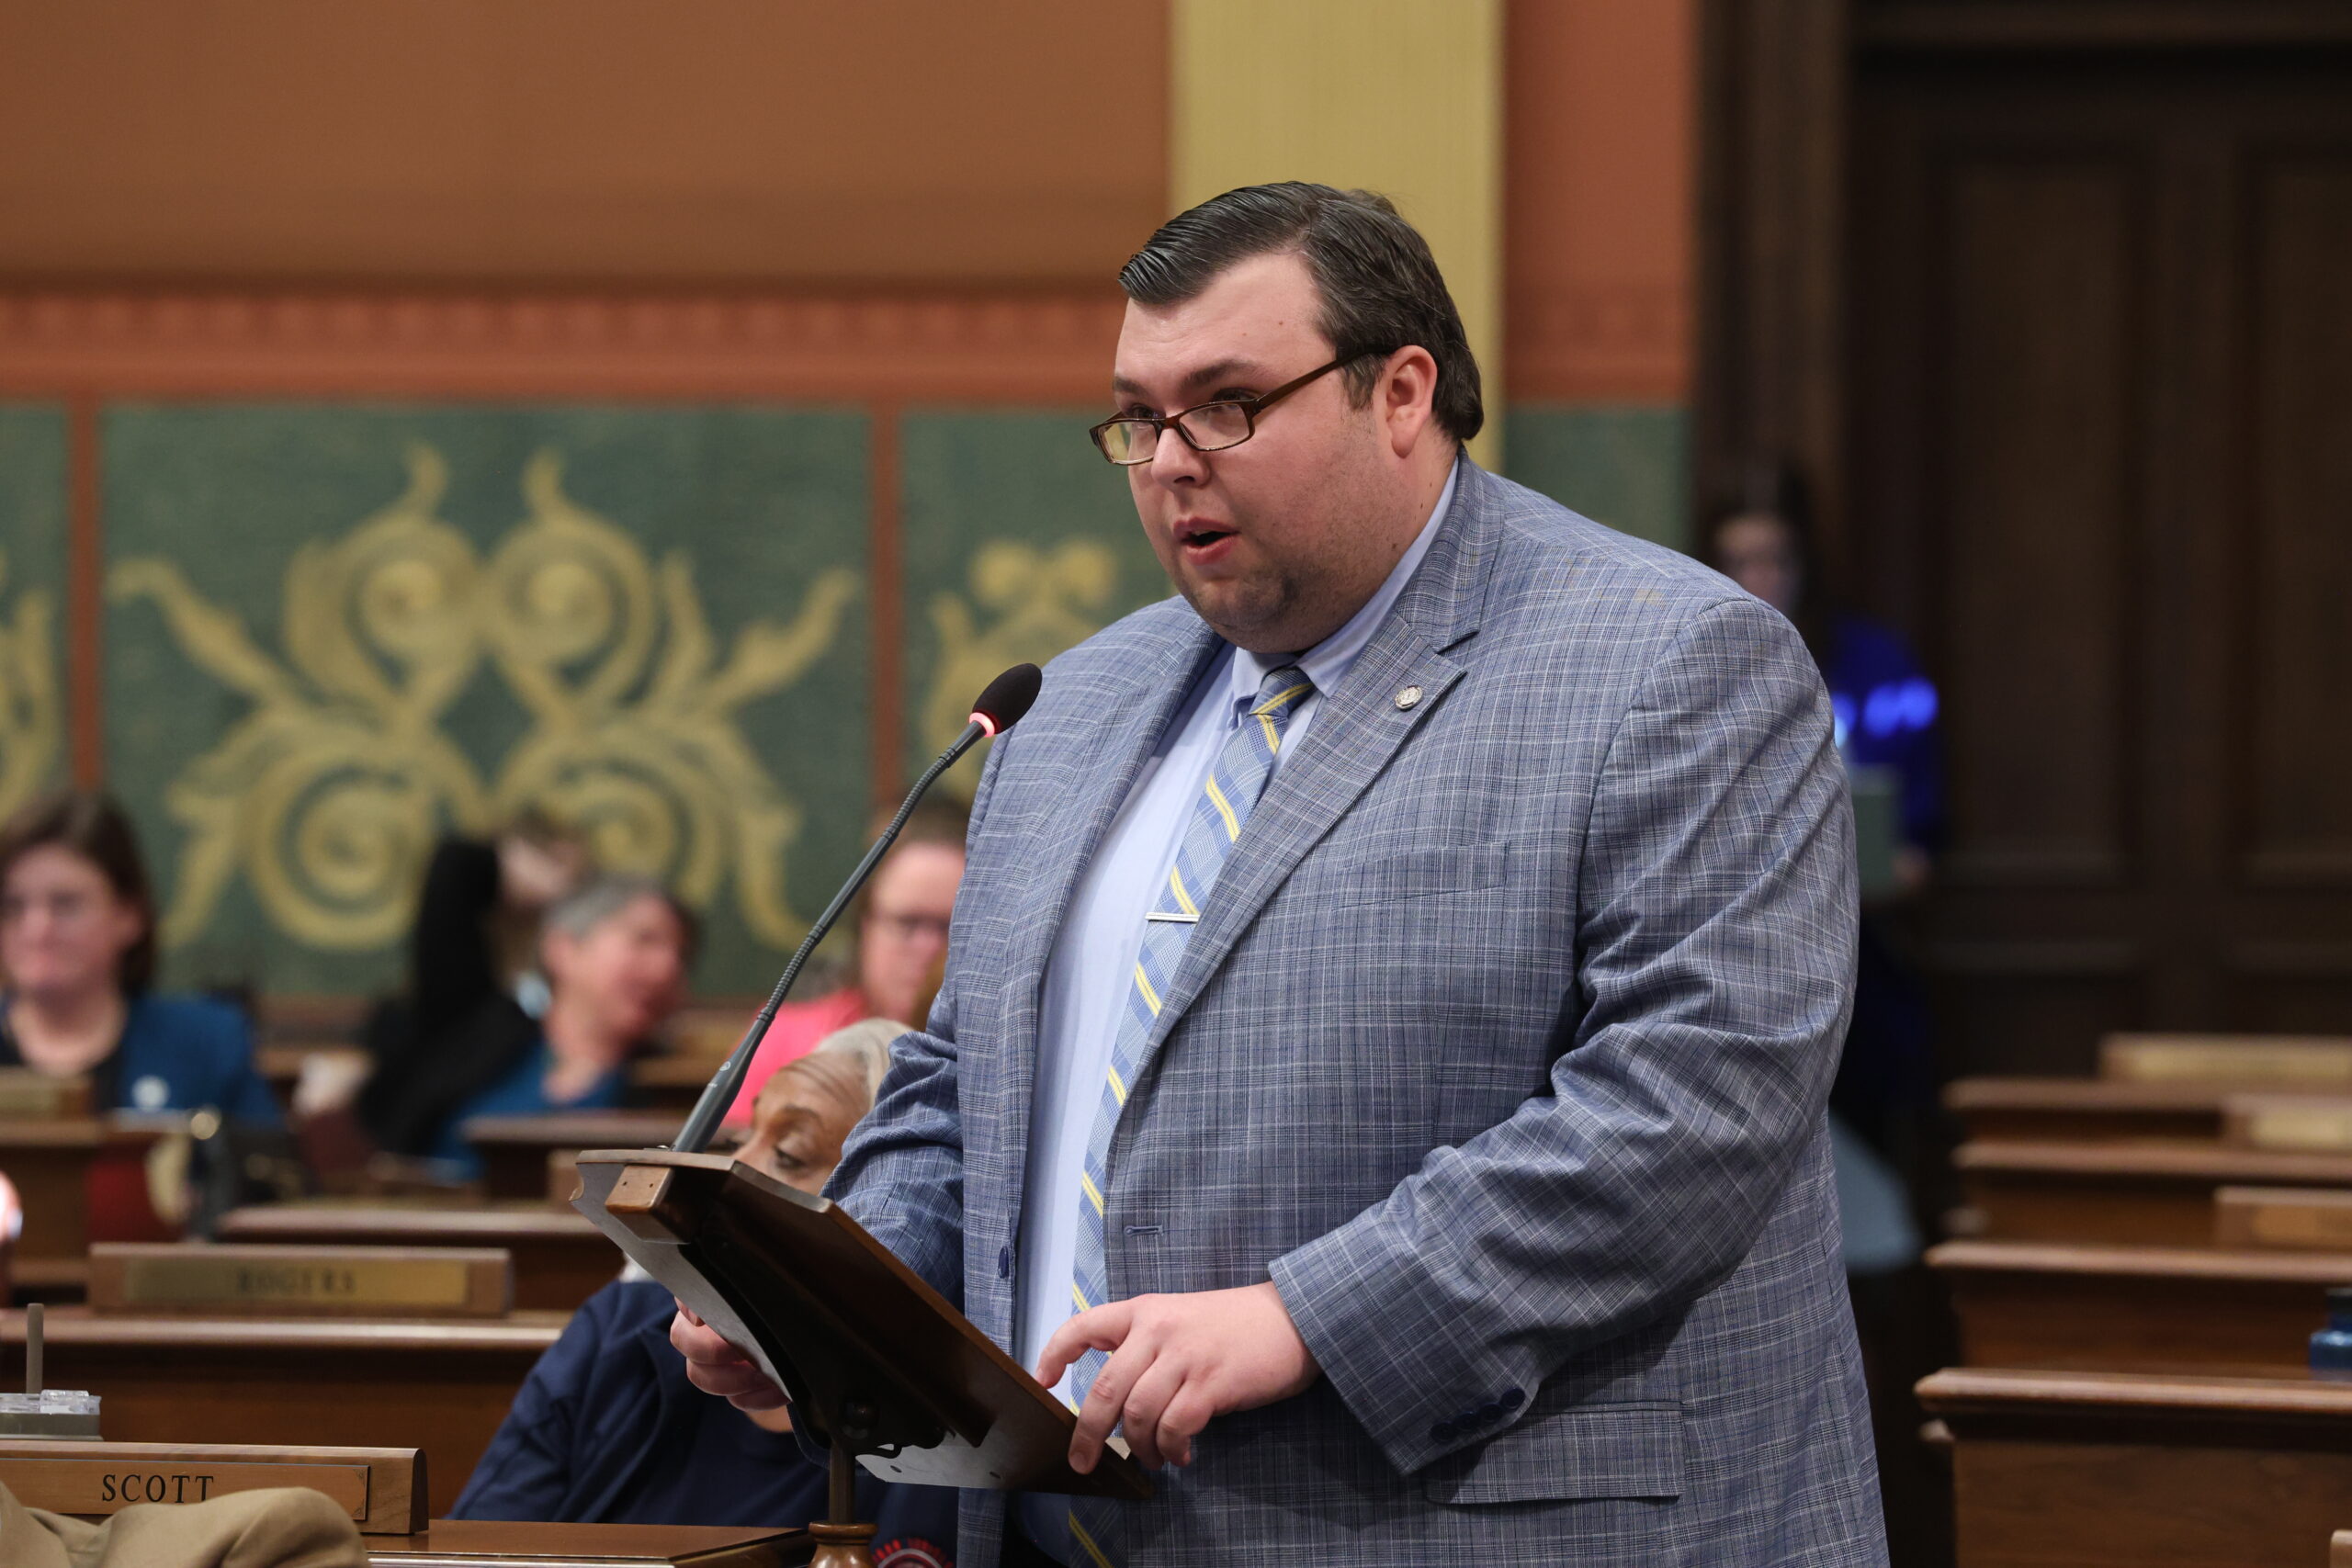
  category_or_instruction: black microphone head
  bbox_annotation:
[969,662,1043,738]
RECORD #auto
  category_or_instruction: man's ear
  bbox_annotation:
[1380,345,1442,457]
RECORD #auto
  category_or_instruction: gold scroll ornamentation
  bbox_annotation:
[111,446,855,953]
[922,540,1120,798]
[0,548,62,822]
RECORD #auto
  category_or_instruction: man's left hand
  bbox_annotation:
[1035,1280,1320,1472]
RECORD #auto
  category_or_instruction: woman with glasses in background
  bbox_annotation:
[719,800,967,1126]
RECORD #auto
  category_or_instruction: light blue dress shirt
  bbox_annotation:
[1013,460,1457,1556]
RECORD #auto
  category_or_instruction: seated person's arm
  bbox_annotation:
[452,1285,632,1519]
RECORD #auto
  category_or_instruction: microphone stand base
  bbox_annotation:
[807,1521,880,1568]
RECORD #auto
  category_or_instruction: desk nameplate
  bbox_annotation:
[2105,1035,2352,1087]
[0,1440,424,1532]
[88,1245,513,1317]
[2217,1186,2352,1250]
[0,1070,91,1120]
[2225,1097,2352,1154]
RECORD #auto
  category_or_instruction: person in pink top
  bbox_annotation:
[722,800,967,1123]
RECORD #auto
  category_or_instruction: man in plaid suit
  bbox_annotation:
[678,184,1886,1566]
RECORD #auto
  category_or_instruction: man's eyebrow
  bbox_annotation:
[1111,358,1268,400]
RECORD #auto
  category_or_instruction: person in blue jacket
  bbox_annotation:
[0,791,277,1123]
[454,1020,957,1566]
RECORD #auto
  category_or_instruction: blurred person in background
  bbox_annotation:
[1704,462,1944,1196]
[353,814,590,1140]
[721,801,967,1125]
[0,790,277,1122]
[454,1017,957,1564]
[360,874,694,1177]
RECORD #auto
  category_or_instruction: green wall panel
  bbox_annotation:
[0,405,68,823]
[1505,403,1690,553]
[899,410,1170,793]
[101,404,868,997]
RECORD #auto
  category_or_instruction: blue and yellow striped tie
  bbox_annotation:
[1062,663,1313,1567]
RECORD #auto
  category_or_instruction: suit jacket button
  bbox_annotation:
[1430,1420,1456,1445]
[997,1246,1012,1279]
[1499,1387,1524,1413]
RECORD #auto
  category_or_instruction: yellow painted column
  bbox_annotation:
[1170,0,1504,469]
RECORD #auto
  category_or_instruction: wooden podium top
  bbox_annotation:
[368,1520,808,1566]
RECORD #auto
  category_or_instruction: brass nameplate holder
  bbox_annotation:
[2225,1096,2352,1154]
[2104,1035,2352,1087]
[0,1441,424,1532]
[2216,1186,2352,1250]
[88,1244,513,1317]
[0,1069,93,1120]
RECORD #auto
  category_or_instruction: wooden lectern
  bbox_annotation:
[572,1150,1148,1568]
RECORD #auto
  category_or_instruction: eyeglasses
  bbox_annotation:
[868,910,952,944]
[1088,354,1368,467]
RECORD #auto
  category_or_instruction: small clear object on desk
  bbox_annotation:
[1,1302,102,1438]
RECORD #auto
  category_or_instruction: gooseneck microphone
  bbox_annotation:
[672,661,1043,1153]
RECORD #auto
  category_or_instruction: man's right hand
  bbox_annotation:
[670,1305,788,1411]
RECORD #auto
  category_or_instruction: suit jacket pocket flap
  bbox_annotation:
[1421,1402,1686,1506]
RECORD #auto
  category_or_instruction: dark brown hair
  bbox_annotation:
[0,790,159,994]
[1117,182,1485,444]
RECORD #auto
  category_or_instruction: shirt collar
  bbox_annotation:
[1228,456,1460,711]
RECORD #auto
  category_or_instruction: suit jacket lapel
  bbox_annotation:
[1134,460,1504,1069]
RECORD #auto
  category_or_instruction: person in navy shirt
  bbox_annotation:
[418,874,695,1179]
[0,791,277,1123]
[455,1019,957,1565]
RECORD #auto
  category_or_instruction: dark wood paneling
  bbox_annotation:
[1937,160,2142,887]
[2244,157,2352,886]
[1929,945,2143,1077]
[1695,0,1850,547]
[1832,51,2352,1071]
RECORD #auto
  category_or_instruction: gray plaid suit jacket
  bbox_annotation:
[829,460,1887,1565]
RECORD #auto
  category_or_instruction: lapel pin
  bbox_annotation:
[1395,685,1423,710]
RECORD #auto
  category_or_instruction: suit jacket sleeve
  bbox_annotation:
[822,739,1008,1304]
[1269,596,1858,1476]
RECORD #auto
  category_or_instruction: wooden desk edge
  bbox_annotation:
[367,1519,809,1565]
[1957,1140,2352,1179]
[1917,1367,2352,1420]
[1927,1238,2352,1282]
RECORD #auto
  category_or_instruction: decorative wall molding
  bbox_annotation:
[0,288,1124,403]
[1508,282,1690,402]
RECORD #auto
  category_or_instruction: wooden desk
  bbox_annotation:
[0,1307,564,1517]
[0,1118,182,1292]
[368,1519,808,1565]
[216,1205,622,1312]
[462,1113,679,1201]
[1919,1368,2352,1568]
[1929,1239,2352,1374]
[1956,1139,2352,1246]
[1944,1077,2230,1144]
